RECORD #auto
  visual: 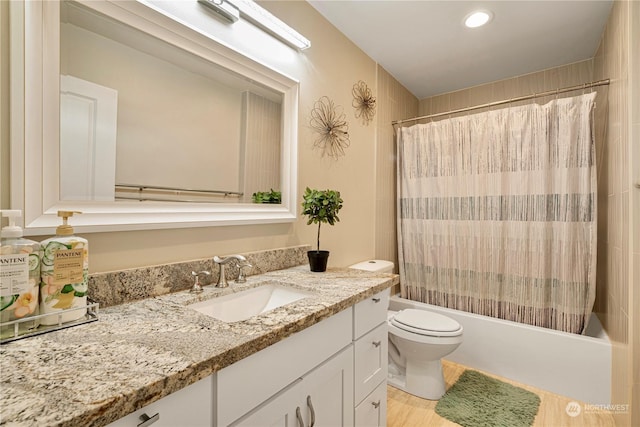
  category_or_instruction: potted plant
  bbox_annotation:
[252,189,281,204]
[301,187,343,272]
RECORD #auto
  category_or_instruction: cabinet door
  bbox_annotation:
[354,323,388,405]
[232,379,304,427]
[354,382,387,427]
[299,346,354,427]
[233,347,354,427]
[107,376,213,427]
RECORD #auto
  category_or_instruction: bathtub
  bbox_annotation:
[389,294,611,405]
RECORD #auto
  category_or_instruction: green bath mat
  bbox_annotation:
[435,370,541,427]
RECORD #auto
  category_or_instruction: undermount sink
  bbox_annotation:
[189,282,314,323]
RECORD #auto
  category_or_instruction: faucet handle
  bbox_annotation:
[190,270,211,293]
[235,261,252,283]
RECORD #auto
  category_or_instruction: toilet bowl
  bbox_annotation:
[348,260,464,401]
[387,308,463,400]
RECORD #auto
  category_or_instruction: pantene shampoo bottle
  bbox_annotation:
[0,210,41,339]
[40,211,89,325]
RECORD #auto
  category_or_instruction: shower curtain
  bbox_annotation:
[396,93,597,334]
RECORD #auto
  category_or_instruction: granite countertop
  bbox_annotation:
[0,266,398,427]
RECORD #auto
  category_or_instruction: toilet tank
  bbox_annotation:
[349,260,394,273]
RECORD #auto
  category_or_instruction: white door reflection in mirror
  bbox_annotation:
[60,75,118,201]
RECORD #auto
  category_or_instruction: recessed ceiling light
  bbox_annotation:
[464,10,492,28]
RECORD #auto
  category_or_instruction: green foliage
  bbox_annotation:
[301,187,343,251]
[252,189,281,204]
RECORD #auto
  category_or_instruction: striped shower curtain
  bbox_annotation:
[396,93,597,334]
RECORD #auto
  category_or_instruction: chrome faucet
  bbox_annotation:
[189,270,211,293]
[213,255,251,287]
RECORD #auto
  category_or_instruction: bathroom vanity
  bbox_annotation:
[0,266,396,426]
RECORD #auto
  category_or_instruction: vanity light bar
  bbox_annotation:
[198,0,240,23]
[228,0,311,50]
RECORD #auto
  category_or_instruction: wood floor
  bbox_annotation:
[387,360,617,427]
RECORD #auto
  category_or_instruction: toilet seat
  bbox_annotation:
[390,309,463,337]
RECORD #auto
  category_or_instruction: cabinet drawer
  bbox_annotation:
[354,323,388,404]
[217,308,352,426]
[354,381,387,427]
[353,289,389,339]
[107,376,213,427]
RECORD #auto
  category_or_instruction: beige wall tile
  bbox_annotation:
[449,89,469,111]
[516,70,545,104]
[635,254,640,385]
[632,383,640,426]
[418,97,431,118]
[491,77,519,101]
[468,84,493,111]
[430,93,450,115]
[544,59,593,92]
[594,42,605,81]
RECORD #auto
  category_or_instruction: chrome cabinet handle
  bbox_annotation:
[372,297,381,303]
[296,407,305,427]
[137,413,160,427]
[307,396,316,427]
[372,340,381,347]
[371,400,381,409]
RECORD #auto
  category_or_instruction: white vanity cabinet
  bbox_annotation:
[215,288,390,427]
[106,376,213,427]
[353,290,389,427]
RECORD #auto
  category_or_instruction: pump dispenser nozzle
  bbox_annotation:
[1,210,24,238]
[56,210,82,236]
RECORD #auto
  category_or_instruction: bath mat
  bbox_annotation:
[435,370,541,427]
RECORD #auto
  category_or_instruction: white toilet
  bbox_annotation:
[349,260,464,401]
[387,308,463,399]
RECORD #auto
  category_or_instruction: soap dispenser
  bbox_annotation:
[0,210,41,338]
[39,211,89,325]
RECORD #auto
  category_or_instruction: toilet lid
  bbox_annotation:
[390,309,462,337]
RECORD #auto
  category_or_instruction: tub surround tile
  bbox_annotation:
[88,245,311,307]
[0,265,398,427]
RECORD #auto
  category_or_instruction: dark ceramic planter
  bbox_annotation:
[307,250,330,272]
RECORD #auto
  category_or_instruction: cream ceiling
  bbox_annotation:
[308,0,613,99]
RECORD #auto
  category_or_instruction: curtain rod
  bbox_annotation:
[392,78,610,126]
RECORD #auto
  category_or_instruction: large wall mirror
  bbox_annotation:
[10,0,299,234]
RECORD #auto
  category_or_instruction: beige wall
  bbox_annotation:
[595,0,638,424]
[631,1,640,423]
[1,1,8,209]
[2,1,413,273]
[374,65,418,272]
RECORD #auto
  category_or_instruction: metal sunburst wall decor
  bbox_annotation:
[309,96,350,159]
[352,80,376,125]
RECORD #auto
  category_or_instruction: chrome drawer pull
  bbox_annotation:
[372,297,381,303]
[372,340,381,347]
[138,413,160,427]
[296,407,305,427]
[307,395,316,427]
[371,400,381,409]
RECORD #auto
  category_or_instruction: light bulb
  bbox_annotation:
[464,11,492,28]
